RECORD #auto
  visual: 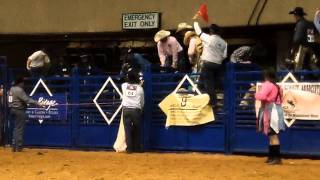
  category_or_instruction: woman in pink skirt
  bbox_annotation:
[255,68,286,165]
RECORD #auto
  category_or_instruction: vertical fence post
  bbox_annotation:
[143,64,152,150]
[1,57,11,146]
[71,68,80,148]
[0,57,8,145]
[225,63,236,154]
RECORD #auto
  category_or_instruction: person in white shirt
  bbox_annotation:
[314,9,320,33]
[121,69,144,153]
[26,50,50,77]
[193,20,227,105]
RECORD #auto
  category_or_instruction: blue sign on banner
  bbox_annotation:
[26,94,67,123]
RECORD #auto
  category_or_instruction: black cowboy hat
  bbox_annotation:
[289,7,307,16]
[13,76,25,86]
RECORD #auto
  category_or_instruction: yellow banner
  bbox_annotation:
[159,93,214,127]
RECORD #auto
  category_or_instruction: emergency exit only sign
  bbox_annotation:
[122,12,160,30]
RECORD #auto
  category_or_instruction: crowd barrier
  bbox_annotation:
[1,56,320,156]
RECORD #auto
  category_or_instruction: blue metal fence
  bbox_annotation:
[228,64,320,156]
[2,58,320,156]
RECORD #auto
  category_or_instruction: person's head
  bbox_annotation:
[13,76,25,87]
[127,69,140,84]
[263,68,277,83]
[209,24,222,36]
[176,22,193,37]
[160,36,168,43]
[289,7,306,22]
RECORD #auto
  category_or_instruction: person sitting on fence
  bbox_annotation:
[255,68,286,165]
[230,46,252,64]
[26,49,51,77]
[120,49,147,85]
[8,77,42,152]
[193,17,227,106]
[286,7,319,71]
[154,30,187,73]
[122,70,144,153]
[183,31,203,74]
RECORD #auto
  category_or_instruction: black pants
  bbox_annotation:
[10,109,27,148]
[164,51,188,73]
[123,108,142,152]
[200,61,221,105]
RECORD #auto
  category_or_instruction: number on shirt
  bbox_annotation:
[126,85,137,97]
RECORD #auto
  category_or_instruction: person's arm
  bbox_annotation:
[293,22,305,46]
[314,10,320,33]
[255,83,272,101]
[139,87,145,110]
[223,42,228,59]
[26,58,32,70]
[157,42,166,67]
[171,38,179,68]
[194,22,210,42]
[188,38,197,63]
[16,88,39,106]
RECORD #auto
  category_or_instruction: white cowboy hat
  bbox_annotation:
[176,22,193,33]
[154,30,171,43]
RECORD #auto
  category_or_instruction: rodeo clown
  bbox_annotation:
[121,69,144,153]
[8,77,42,152]
[255,68,286,165]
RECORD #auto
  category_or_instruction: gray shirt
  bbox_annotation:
[8,85,38,110]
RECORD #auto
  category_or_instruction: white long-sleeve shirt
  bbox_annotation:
[194,22,227,64]
[121,83,144,110]
[315,10,320,33]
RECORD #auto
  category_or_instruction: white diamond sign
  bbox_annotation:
[29,78,53,124]
[93,77,123,125]
[173,75,202,95]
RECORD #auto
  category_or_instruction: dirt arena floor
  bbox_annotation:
[0,148,319,180]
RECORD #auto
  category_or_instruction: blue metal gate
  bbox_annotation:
[3,59,320,156]
[228,63,320,156]
[148,72,226,152]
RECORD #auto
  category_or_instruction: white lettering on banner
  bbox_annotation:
[122,12,160,29]
[37,97,58,111]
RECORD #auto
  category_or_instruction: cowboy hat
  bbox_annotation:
[176,22,193,33]
[154,30,171,43]
[183,31,197,46]
[289,7,307,16]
